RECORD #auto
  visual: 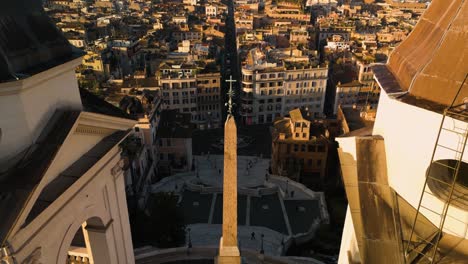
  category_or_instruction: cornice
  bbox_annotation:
[0,57,83,96]
[78,111,137,131]
[74,124,115,136]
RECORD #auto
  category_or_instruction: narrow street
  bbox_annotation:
[221,0,241,122]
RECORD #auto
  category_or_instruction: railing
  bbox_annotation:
[67,247,90,264]
[405,74,468,264]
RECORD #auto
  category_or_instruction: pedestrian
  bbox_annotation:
[251,232,256,240]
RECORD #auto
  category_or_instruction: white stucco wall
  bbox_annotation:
[337,89,468,262]
[336,136,360,264]
[8,144,135,264]
[338,206,360,264]
[373,89,468,238]
[0,58,83,163]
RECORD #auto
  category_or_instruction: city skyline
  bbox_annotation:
[1,1,466,264]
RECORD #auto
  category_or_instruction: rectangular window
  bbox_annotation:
[293,144,298,152]
[259,115,264,123]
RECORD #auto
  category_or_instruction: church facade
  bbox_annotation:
[0,8,136,264]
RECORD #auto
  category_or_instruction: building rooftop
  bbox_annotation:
[338,106,375,137]
[273,109,329,142]
[0,11,84,83]
[0,110,80,242]
[24,129,130,226]
[80,88,135,120]
[384,0,467,106]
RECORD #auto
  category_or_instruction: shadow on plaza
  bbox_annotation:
[192,124,272,157]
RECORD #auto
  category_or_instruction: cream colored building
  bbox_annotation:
[206,4,218,17]
[271,109,330,184]
[240,59,328,125]
[82,50,108,80]
[334,59,380,114]
[289,28,309,44]
[265,1,311,22]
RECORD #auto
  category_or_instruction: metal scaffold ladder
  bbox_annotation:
[405,74,468,264]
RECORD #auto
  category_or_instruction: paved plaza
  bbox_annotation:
[212,194,247,225]
[149,155,329,256]
[192,124,272,157]
[179,190,213,225]
[194,155,269,188]
[187,224,286,257]
[249,194,287,234]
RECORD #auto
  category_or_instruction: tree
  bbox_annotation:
[129,192,186,248]
[148,192,186,248]
[381,17,388,27]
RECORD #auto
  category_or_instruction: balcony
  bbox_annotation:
[67,247,89,264]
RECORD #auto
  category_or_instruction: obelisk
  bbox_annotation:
[216,76,240,264]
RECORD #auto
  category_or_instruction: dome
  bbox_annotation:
[386,0,468,106]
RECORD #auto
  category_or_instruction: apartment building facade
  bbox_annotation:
[271,109,330,185]
[157,62,223,129]
[158,63,198,120]
[196,73,222,129]
[240,63,328,125]
[333,60,380,114]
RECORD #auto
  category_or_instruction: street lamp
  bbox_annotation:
[188,228,192,248]
[207,111,212,129]
[260,233,264,254]
[186,227,192,255]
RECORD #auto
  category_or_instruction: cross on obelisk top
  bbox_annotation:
[225,75,236,116]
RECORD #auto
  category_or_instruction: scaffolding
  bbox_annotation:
[404,75,468,263]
